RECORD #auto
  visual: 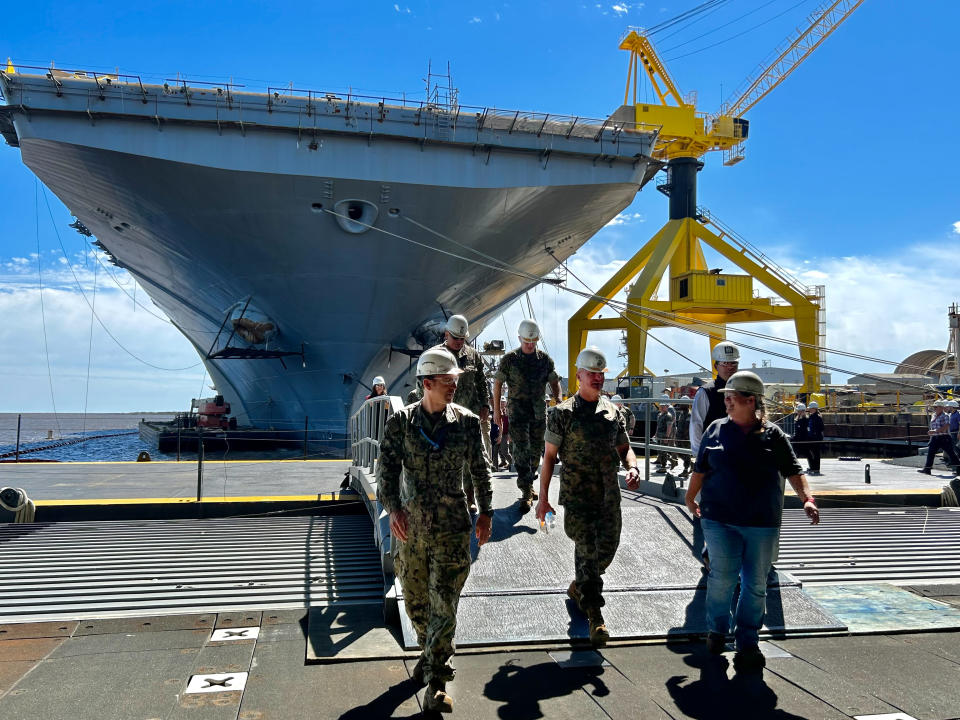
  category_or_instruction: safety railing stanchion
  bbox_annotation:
[644,400,651,483]
[196,429,204,505]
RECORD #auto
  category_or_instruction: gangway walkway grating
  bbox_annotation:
[0,514,384,622]
[777,506,960,585]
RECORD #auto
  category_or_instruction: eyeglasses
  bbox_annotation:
[430,375,459,387]
[717,361,739,366]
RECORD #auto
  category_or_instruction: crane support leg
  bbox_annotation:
[794,306,822,394]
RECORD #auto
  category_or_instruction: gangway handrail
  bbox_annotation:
[349,394,405,475]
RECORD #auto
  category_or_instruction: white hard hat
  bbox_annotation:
[711,341,741,363]
[795,403,806,411]
[808,400,819,409]
[933,399,945,407]
[720,370,764,396]
[444,314,469,339]
[575,346,607,372]
[517,319,541,342]
[611,394,623,403]
[416,348,463,378]
[372,375,385,386]
[949,400,959,408]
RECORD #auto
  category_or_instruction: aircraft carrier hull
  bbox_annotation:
[1,69,659,455]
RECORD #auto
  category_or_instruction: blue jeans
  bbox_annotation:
[701,518,778,650]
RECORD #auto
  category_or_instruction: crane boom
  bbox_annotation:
[722,0,866,119]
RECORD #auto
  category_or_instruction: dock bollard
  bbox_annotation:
[864,463,871,484]
[0,487,36,523]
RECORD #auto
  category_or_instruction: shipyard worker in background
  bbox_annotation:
[493,319,561,511]
[684,371,819,673]
[805,401,825,475]
[425,314,490,514]
[689,341,741,456]
[946,400,960,456]
[674,400,692,478]
[791,403,809,455]
[654,396,677,473]
[366,375,387,400]
[376,347,493,714]
[611,395,636,436]
[918,399,960,477]
[536,346,640,646]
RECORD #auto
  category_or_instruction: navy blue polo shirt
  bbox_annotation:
[694,417,803,527]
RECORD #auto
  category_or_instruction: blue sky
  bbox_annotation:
[1,0,958,412]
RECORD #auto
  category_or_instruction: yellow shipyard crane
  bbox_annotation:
[568,0,865,395]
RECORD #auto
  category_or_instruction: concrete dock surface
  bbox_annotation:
[1,610,959,719]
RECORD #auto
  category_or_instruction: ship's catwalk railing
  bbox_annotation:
[1,63,660,156]
[350,395,405,473]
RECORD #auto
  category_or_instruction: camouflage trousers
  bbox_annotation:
[509,402,545,491]
[395,527,471,685]
[462,419,493,498]
[563,495,623,610]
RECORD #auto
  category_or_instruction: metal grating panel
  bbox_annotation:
[0,515,384,621]
[777,507,960,585]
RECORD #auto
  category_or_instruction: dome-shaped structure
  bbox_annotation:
[896,350,954,376]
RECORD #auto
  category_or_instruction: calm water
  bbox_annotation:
[0,413,304,461]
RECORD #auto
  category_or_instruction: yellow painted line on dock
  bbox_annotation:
[35,493,343,506]
[811,488,942,496]
[15,458,348,466]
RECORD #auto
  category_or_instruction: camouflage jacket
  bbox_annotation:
[544,394,628,506]
[495,348,558,415]
[376,401,493,534]
[426,341,489,414]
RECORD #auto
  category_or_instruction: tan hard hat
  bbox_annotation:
[575,346,607,372]
[444,314,469,339]
[416,348,463,377]
[720,370,764,396]
[517,319,541,342]
[711,341,741,363]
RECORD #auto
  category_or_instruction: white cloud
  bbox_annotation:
[0,251,204,412]
[605,211,645,226]
[612,3,630,15]
[953,221,960,235]
[469,16,482,23]
[394,3,400,10]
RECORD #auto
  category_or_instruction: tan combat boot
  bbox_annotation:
[519,486,533,512]
[424,681,454,713]
[587,607,610,647]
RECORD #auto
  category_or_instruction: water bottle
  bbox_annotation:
[540,511,556,533]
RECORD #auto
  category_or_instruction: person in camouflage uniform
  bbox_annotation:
[536,346,640,647]
[376,347,493,714]
[493,319,560,510]
[426,314,490,513]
